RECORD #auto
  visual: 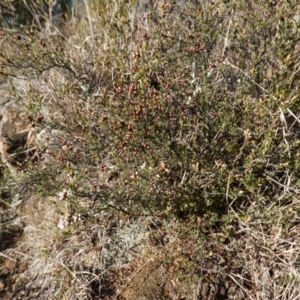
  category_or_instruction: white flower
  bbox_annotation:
[57,217,68,230]
[130,171,139,179]
[57,189,72,201]
[243,129,252,139]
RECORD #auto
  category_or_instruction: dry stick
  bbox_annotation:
[9,147,37,157]
[226,172,231,209]
[222,10,233,58]
[0,252,17,262]
[279,107,291,158]
[84,0,94,38]
[287,108,300,124]
[228,275,255,299]
[265,175,300,194]
[209,10,233,101]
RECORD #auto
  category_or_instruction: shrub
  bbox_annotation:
[1,1,300,298]
[0,0,300,222]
